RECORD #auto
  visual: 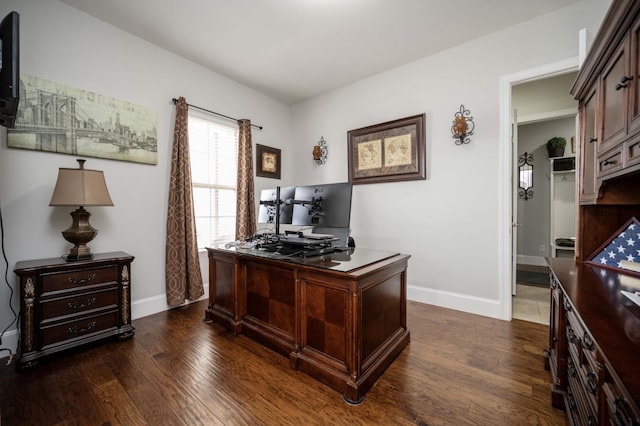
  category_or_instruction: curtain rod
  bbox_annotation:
[172,98,263,130]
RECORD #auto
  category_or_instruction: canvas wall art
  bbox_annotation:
[8,75,158,165]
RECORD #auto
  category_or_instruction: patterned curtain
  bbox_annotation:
[165,97,204,307]
[236,119,256,240]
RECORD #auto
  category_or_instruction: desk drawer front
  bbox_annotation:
[603,381,640,426]
[597,148,623,177]
[40,311,118,348]
[40,287,118,322]
[41,266,118,295]
[567,358,598,426]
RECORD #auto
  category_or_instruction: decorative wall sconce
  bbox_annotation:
[518,152,534,201]
[313,136,328,165]
[451,105,475,145]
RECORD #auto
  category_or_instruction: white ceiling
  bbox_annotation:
[59,0,583,104]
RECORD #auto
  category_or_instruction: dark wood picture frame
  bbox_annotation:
[256,144,281,179]
[347,114,426,184]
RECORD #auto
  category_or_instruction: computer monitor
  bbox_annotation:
[292,182,352,229]
[258,186,295,224]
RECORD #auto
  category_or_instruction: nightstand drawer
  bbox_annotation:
[40,287,119,322]
[40,310,119,349]
[41,265,118,295]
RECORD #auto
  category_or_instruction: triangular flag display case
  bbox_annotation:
[586,216,640,277]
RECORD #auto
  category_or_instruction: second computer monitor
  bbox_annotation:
[292,182,352,229]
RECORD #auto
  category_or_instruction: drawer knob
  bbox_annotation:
[603,159,617,166]
[67,273,96,285]
[568,393,578,412]
[583,332,594,351]
[615,75,634,90]
[613,397,637,425]
[587,372,598,395]
[67,297,96,309]
[68,321,96,334]
[588,137,597,143]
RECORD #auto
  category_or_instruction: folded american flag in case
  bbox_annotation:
[588,217,640,271]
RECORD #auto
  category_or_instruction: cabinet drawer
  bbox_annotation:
[40,287,118,323]
[40,310,118,349]
[603,381,640,426]
[41,266,118,296]
[597,148,623,177]
[625,138,640,167]
[567,358,598,426]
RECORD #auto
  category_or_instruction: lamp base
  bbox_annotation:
[63,251,94,262]
[61,206,98,262]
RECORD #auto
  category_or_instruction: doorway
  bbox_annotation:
[498,58,579,321]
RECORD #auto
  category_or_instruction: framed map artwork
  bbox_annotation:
[347,114,426,184]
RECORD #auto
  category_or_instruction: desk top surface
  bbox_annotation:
[208,245,407,273]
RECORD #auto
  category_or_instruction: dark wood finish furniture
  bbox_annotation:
[572,0,640,262]
[548,3,640,422]
[14,251,135,369]
[205,246,410,404]
[546,258,640,425]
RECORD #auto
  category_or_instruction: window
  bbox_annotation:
[189,114,238,248]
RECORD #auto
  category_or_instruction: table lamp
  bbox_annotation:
[49,159,114,261]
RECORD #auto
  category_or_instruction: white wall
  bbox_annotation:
[0,0,292,351]
[512,72,578,122]
[289,0,608,318]
[517,117,576,261]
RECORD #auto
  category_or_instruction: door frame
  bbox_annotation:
[498,57,579,320]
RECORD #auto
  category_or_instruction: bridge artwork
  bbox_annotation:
[8,75,157,165]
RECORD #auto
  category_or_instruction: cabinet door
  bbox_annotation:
[580,87,598,203]
[600,42,629,153]
[628,18,640,136]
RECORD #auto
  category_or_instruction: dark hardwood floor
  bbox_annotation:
[0,300,566,425]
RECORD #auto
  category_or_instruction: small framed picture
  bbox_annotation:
[256,144,281,179]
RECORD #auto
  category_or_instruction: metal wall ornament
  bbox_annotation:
[518,151,534,201]
[313,136,328,165]
[451,104,475,145]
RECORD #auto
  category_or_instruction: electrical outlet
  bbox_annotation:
[539,244,545,252]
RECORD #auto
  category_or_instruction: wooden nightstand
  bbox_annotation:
[14,251,134,369]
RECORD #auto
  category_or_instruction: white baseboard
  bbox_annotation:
[407,284,505,320]
[132,292,208,320]
[517,254,548,267]
[0,329,18,358]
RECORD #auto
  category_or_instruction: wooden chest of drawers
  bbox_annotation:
[546,258,640,425]
[14,252,134,369]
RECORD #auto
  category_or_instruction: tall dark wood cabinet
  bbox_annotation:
[571,0,640,262]
[544,0,640,423]
[14,252,135,369]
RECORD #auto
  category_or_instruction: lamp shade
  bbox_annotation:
[49,159,114,207]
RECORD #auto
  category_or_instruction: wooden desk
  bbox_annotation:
[205,246,411,404]
[546,258,640,424]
